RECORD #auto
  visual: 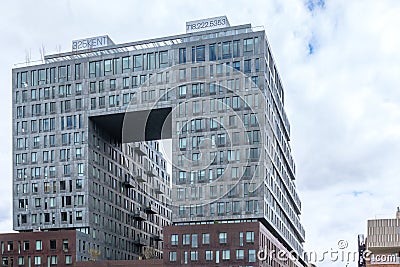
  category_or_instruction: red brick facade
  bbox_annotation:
[0,230,78,266]
[163,221,305,267]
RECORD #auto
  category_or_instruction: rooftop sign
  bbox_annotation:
[72,35,114,51]
[186,16,230,33]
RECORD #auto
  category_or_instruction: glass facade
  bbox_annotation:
[12,21,305,261]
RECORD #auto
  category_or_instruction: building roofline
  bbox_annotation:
[44,23,254,60]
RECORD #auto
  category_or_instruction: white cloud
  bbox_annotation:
[1,1,400,266]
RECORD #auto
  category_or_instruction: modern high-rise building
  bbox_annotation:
[12,16,306,265]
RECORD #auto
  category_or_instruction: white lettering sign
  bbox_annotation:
[72,35,113,51]
[186,16,230,33]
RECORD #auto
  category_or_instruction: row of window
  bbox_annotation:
[15,115,83,135]
[15,147,84,162]
[1,255,72,266]
[15,165,81,181]
[169,249,257,263]
[16,59,260,99]
[15,36,261,88]
[171,231,254,246]
[175,182,258,200]
[176,200,259,217]
[1,239,69,253]
[176,164,259,182]
[18,194,84,210]
[179,37,259,64]
[16,210,85,225]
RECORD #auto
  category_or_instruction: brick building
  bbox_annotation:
[0,230,90,266]
[164,221,304,267]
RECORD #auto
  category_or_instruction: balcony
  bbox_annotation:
[154,185,164,195]
[146,167,158,177]
[144,204,157,214]
[122,176,134,188]
[133,236,147,246]
[134,172,146,183]
[152,233,163,241]
[134,143,147,156]
[132,211,147,221]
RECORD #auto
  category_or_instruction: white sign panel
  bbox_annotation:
[186,16,230,33]
[72,35,114,51]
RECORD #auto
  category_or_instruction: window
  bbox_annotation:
[222,250,230,260]
[75,63,82,79]
[202,233,210,244]
[205,250,213,260]
[76,211,83,221]
[7,241,13,251]
[51,256,57,264]
[179,85,187,97]
[244,38,254,53]
[246,231,255,243]
[50,240,57,250]
[195,45,205,62]
[159,51,169,68]
[222,41,232,59]
[89,61,101,78]
[179,171,186,183]
[122,56,130,72]
[179,69,186,80]
[171,234,178,246]
[76,98,82,110]
[190,251,198,261]
[76,179,83,189]
[63,240,69,251]
[35,240,42,251]
[179,48,186,64]
[169,251,177,262]
[183,234,190,245]
[236,249,244,259]
[24,241,29,251]
[32,183,38,193]
[179,206,186,216]
[65,255,72,264]
[219,232,227,244]
[249,249,256,262]
[191,234,198,248]
[233,40,240,57]
[179,137,186,150]
[209,43,216,61]
[233,61,240,71]
[99,96,105,107]
[34,256,41,265]
[123,77,130,88]
[133,55,143,71]
[18,256,24,265]
[110,79,116,90]
[244,59,251,73]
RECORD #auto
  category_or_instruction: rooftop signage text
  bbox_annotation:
[186,16,230,33]
[72,35,114,51]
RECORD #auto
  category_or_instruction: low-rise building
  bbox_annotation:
[163,221,305,267]
[0,229,90,266]
[362,208,400,266]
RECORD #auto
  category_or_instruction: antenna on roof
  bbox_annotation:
[56,45,61,54]
[25,49,31,64]
[39,44,46,61]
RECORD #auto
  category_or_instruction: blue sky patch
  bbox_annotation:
[306,0,325,11]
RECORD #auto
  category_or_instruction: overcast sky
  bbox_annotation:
[1,1,400,266]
